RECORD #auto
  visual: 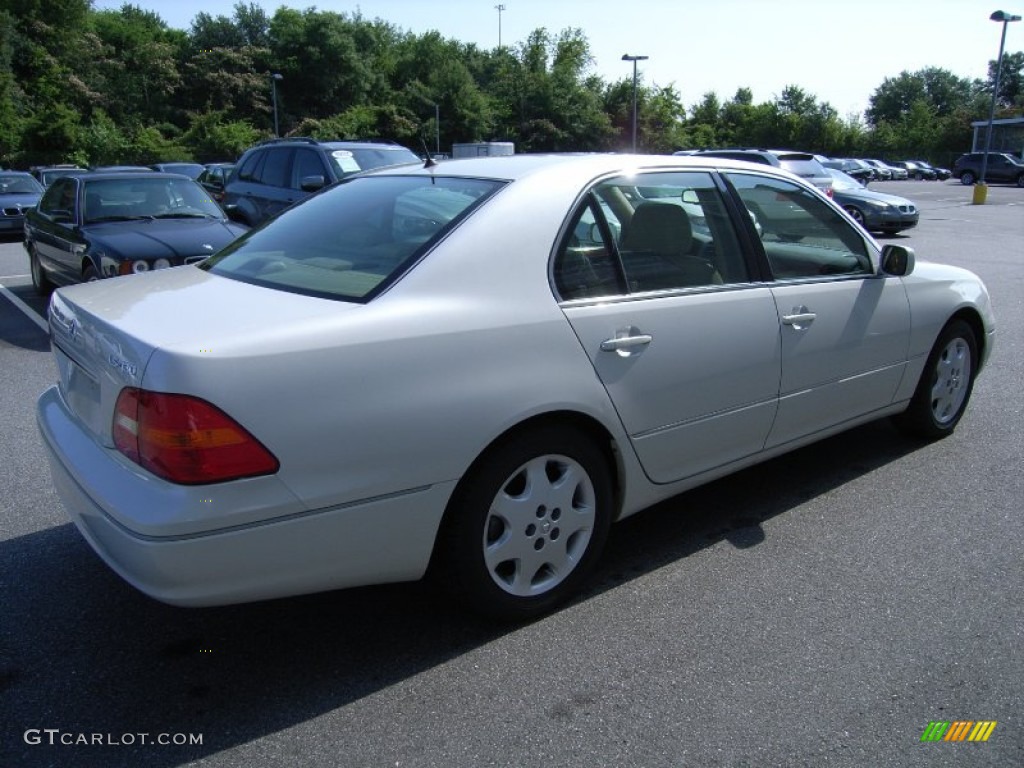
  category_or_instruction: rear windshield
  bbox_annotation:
[201,175,503,302]
[776,155,827,178]
[327,147,421,176]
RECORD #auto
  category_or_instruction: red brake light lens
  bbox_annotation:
[113,388,279,484]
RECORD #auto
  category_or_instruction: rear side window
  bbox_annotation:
[257,148,291,187]
[201,176,503,301]
[237,150,264,181]
[553,171,751,299]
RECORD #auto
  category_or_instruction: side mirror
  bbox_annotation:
[880,244,915,277]
[300,175,326,192]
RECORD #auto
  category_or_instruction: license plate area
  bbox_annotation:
[55,345,101,432]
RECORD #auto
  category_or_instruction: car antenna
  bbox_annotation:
[420,138,438,168]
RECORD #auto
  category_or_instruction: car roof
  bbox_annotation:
[81,171,192,182]
[367,152,809,186]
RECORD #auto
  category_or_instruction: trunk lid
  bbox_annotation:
[48,265,359,446]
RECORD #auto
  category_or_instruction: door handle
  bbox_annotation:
[781,306,816,327]
[600,334,653,351]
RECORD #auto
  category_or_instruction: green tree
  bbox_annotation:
[867,68,975,127]
[987,50,1024,108]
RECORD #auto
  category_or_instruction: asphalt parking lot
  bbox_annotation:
[1,180,1022,768]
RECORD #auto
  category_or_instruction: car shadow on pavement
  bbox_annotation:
[2,419,928,767]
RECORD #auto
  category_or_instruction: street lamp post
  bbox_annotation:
[975,10,1021,204]
[622,54,648,153]
[270,73,283,137]
[495,4,506,49]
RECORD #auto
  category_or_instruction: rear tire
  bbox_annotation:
[959,171,976,185]
[29,246,54,296]
[893,319,977,439]
[434,426,613,621]
[83,265,100,282]
[1016,174,1024,188]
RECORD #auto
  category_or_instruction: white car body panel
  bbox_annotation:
[562,287,781,483]
[766,275,911,447]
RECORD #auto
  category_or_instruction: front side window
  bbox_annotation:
[291,149,327,188]
[201,175,503,302]
[553,171,750,300]
[726,172,871,279]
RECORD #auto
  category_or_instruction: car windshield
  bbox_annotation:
[84,177,226,223]
[0,175,44,194]
[326,147,421,177]
[201,175,502,302]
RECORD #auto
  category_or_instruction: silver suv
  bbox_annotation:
[678,149,834,197]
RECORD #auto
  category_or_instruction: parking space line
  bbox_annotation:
[0,283,49,333]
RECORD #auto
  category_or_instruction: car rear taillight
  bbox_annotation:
[113,388,279,484]
[825,186,834,198]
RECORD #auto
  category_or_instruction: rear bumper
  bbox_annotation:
[37,385,452,607]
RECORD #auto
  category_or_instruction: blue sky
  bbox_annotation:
[92,0,1023,118]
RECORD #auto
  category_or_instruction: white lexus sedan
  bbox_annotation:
[37,153,995,620]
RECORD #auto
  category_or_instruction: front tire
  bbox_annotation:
[893,319,978,439]
[434,426,613,621]
[843,205,866,226]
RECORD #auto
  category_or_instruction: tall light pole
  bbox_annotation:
[622,54,648,153]
[270,73,283,137]
[975,10,1021,203]
[495,4,506,49]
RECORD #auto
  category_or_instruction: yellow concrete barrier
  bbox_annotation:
[972,182,989,205]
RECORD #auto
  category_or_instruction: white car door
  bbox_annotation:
[726,172,911,448]
[555,171,781,484]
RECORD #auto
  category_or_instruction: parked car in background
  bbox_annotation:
[952,152,1024,186]
[826,168,918,234]
[889,161,936,180]
[910,160,951,180]
[819,157,873,185]
[866,160,908,180]
[222,137,421,227]
[36,153,993,620]
[197,162,235,202]
[30,165,89,188]
[151,162,206,179]
[680,148,834,197]
[24,171,247,293]
[859,159,892,181]
[0,171,45,234]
